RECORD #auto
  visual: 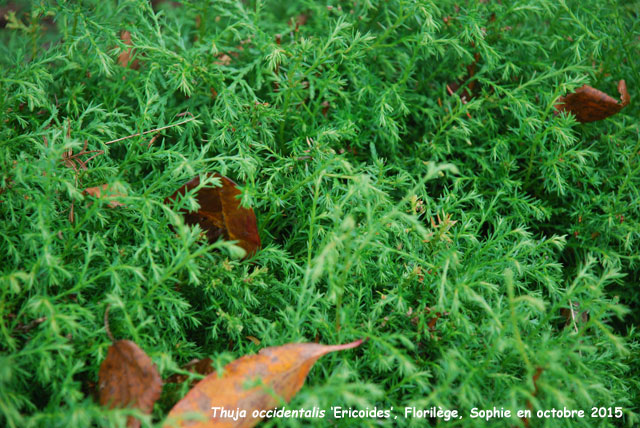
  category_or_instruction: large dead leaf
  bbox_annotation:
[98,340,163,428]
[164,339,364,428]
[165,173,261,257]
[555,80,630,123]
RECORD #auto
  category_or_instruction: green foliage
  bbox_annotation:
[1,0,638,426]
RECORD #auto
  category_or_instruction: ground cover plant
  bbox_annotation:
[1,0,639,426]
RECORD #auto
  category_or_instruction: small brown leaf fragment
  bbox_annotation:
[151,0,180,9]
[554,80,630,122]
[618,79,631,107]
[321,101,330,117]
[14,316,46,333]
[427,314,440,331]
[559,303,589,331]
[214,39,251,66]
[448,52,481,102]
[215,53,233,66]
[98,340,162,428]
[246,335,261,346]
[83,183,126,208]
[294,13,309,27]
[118,30,140,70]
[167,358,214,385]
[164,340,364,428]
[165,173,261,257]
[522,367,544,428]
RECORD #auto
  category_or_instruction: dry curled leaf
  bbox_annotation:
[118,30,140,70]
[98,340,163,428]
[164,339,364,428]
[83,183,126,208]
[555,80,630,122]
[165,173,261,257]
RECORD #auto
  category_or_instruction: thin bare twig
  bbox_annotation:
[61,139,104,172]
[568,299,579,334]
[568,300,583,357]
[104,304,115,342]
[60,113,195,223]
[103,113,196,146]
[15,317,46,333]
[69,174,76,223]
[147,134,159,149]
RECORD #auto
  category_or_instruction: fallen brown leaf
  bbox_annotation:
[555,80,630,122]
[98,340,163,428]
[165,173,261,257]
[164,339,364,428]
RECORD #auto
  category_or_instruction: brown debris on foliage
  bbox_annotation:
[98,340,163,428]
[83,183,126,208]
[118,30,140,70]
[165,173,261,257]
[447,52,481,103]
[166,358,214,385]
[555,80,630,123]
[165,340,364,428]
[560,301,589,331]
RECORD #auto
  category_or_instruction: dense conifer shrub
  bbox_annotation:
[1,0,638,426]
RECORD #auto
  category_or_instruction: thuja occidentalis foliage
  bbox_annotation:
[1,1,639,427]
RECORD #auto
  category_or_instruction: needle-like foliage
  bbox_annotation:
[1,0,638,427]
